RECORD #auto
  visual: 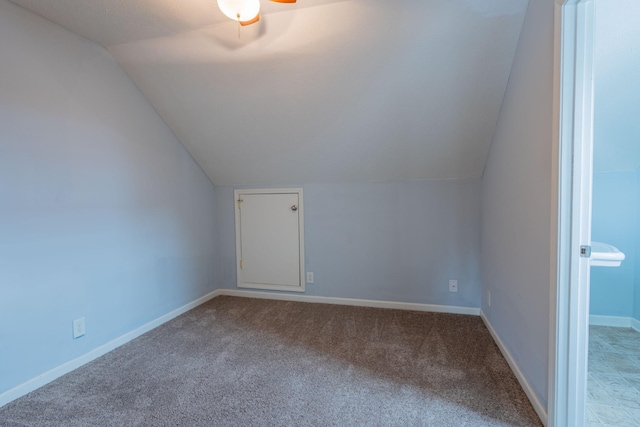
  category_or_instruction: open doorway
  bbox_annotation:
[553,0,640,426]
[586,0,640,424]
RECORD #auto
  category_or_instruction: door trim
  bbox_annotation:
[234,188,306,293]
[550,1,595,426]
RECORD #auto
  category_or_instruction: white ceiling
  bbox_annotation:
[11,0,529,186]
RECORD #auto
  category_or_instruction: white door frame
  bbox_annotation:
[549,0,595,426]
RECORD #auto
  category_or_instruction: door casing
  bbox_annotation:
[550,1,595,425]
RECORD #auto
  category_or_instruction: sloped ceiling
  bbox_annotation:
[11,0,529,186]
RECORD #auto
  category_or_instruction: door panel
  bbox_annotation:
[235,189,304,292]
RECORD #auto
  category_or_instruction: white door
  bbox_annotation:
[235,188,305,292]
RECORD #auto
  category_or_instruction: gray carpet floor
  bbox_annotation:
[1,296,542,426]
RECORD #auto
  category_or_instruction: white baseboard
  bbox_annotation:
[632,318,640,333]
[0,289,221,408]
[217,288,481,316]
[480,311,547,426]
[2,288,481,409]
[589,315,634,328]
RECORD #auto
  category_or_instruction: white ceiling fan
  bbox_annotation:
[217,0,295,26]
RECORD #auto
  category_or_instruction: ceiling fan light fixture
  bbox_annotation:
[240,14,260,26]
[217,0,261,24]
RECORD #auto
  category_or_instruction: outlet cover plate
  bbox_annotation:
[73,317,85,339]
[449,280,458,293]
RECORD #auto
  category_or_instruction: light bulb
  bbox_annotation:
[217,0,260,23]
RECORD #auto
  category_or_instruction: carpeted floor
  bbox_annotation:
[1,296,542,426]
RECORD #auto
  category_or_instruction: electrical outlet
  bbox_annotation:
[73,317,85,339]
[306,272,314,284]
[487,290,491,307]
[449,279,458,293]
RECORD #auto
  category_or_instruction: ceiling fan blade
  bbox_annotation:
[270,0,297,3]
[240,14,260,26]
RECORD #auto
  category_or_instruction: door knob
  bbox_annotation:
[291,205,298,211]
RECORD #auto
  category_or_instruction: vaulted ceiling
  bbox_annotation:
[11,0,530,185]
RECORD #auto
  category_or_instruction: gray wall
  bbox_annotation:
[480,0,555,408]
[217,180,482,308]
[0,1,218,394]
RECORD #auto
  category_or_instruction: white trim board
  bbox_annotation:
[590,315,640,332]
[481,311,547,426]
[0,289,222,408]
[217,288,481,316]
[550,1,596,425]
